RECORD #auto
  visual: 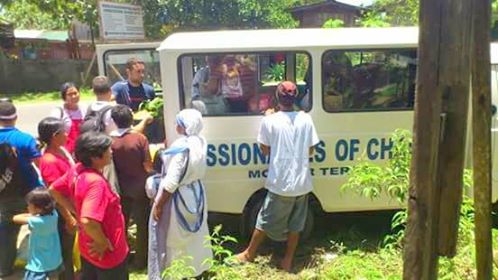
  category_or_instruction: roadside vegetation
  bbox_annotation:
[130,130,497,279]
[0,88,93,104]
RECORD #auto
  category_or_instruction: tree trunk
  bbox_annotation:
[471,0,493,279]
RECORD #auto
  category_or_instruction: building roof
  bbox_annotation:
[14,29,69,41]
[158,27,418,53]
[290,0,363,13]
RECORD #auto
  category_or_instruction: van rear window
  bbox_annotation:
[322,49,417,112]
[178,52,312,116]
[103,49,161,90]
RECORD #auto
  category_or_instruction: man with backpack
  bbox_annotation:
[84,76,152,193]
[0,99,42,277]
[83,76,152,135]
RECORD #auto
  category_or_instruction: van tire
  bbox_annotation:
[241,191,315,242]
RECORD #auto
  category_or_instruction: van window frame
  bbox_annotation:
[321,47,417,113]
[103,48,161,91]
[177,50,313,117]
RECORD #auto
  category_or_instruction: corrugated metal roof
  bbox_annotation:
[14,29,68,41]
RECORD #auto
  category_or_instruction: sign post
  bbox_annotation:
[97,1,145,41]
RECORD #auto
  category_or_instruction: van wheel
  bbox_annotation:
[241,193,315,242]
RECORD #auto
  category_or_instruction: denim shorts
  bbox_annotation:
[255,191,309,241]
[24,264,63,280]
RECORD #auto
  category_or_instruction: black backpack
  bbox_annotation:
[0,142,25,199]
[80,105,113,134]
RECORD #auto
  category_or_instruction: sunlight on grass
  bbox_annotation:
[0,88,94,104]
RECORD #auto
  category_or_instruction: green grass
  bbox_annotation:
[124,210,498,280]
[0,88,94,104]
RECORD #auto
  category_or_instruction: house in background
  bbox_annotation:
[290,0,363,27]
[10,29,93,60]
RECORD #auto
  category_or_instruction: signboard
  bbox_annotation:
[98,1,145,40]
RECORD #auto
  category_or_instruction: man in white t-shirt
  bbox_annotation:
[236,81,319,272]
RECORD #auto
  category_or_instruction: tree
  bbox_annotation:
[322,18,345,28]
[0,0,66,30]
[153,0,297,33]
[1,0,300,39]
[362,0,498,27]
[359,0,418,26]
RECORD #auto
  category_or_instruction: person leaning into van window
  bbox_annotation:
[50,82,86,154]
[236,81,319,272]
[191,55,225,115]
[111,57,155,112]
[50,132,129,280]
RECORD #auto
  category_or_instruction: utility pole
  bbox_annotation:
[471,0,493,278]
[403,0,474,278]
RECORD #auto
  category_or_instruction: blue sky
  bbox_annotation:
[337,0,375,7]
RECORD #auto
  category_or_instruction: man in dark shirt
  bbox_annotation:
[110,104,153,269]
[111,57,155,111]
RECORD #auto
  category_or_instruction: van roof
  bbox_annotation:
[158,27,419,52]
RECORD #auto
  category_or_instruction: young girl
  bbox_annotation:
[38,117,76,280]
[12,188,63,280]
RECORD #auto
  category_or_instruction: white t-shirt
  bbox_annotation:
[87,101,117,135]
[49,105,86,133]
[257,111,319,197]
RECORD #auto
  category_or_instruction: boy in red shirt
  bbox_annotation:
[50,132,129,279]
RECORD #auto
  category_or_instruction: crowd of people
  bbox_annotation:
[0,56,319,280]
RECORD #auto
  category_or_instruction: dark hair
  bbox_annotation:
[60,82,79,100]
[92,76,111,95]
[0,100,16,120]
[111,105,133,129]
[126,57,145,70]
[75,132,112,167]
[25,188,55,216]
[38,117,64,146]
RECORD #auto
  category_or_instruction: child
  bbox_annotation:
[110,104,152,269]
[13,188,63,280]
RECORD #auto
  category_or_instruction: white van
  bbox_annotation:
[96,27,498,237]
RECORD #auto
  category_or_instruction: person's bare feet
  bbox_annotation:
[235,251,253,263]
[280,257,292,272]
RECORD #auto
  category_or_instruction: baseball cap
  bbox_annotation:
[276,81,298,97]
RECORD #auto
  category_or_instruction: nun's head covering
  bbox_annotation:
[176,109,203,136]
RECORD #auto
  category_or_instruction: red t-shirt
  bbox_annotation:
[52,163,129,269]
[40,151,71,186]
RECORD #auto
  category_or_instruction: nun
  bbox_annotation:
[147,109,212,279]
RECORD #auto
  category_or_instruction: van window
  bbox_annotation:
[178,52,312,116]
[103,49,161,90]
[322,49,417,112]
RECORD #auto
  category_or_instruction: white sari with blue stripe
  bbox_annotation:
[147,134,212,279]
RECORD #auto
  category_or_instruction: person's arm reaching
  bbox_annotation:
[12,213,31,225]
[132,112,153,134]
